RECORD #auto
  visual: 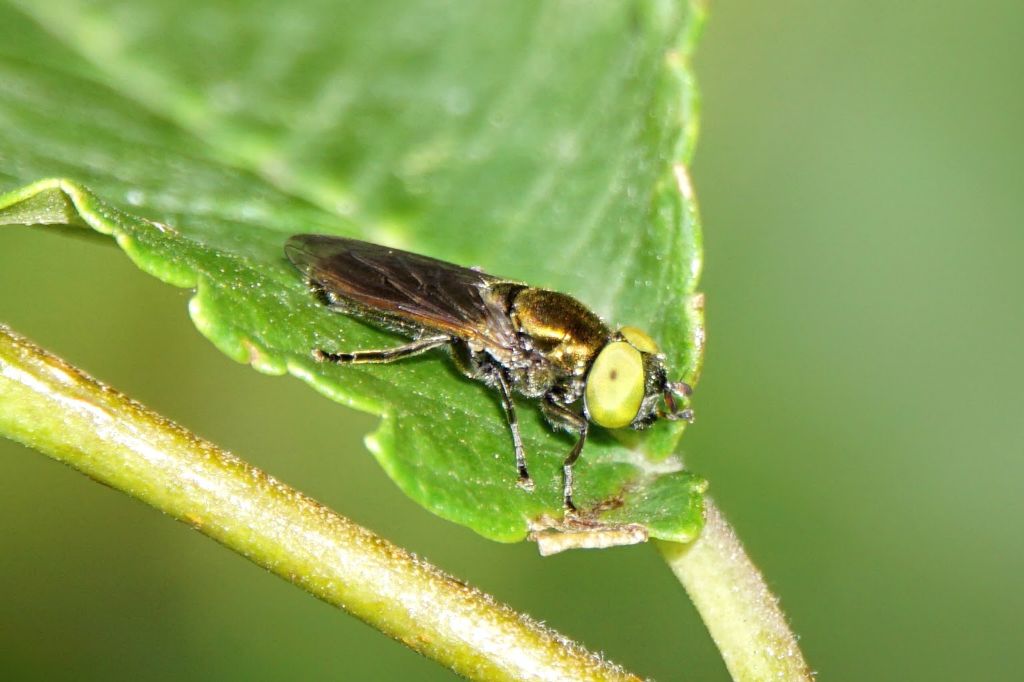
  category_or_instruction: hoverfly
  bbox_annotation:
[285,235,693,512]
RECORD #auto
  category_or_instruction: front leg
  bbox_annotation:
[540,396,589,513]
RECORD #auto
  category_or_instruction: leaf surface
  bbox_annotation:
[0,0,706,543]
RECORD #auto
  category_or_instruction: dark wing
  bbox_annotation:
[285,234,521,351]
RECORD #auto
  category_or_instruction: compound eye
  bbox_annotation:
[585,341,646,429]
[620,326,660,354]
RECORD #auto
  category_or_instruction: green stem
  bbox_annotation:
[0,324,639,682]
[657,501,813,681]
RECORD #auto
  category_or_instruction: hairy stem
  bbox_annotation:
[0,324,639,682]
[657,501,813,681]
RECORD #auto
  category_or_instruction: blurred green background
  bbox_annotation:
[2,1,1022,680]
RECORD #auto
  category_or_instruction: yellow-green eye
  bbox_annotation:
[585,341,646,429]
[620,326,660,354]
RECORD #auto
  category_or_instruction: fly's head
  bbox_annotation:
[582,325,694,431]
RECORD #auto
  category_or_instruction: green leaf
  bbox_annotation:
[0,0,706,545]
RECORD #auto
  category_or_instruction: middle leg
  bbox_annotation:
[493,368,533,491]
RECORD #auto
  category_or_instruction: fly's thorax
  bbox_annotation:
[504,359,563,398]
[509,287,611,378]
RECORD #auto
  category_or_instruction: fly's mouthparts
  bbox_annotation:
[670,381,693,397]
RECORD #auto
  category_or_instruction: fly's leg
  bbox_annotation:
[314,335,450,364]
[494,368,533,491]
[541,397,589,513]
